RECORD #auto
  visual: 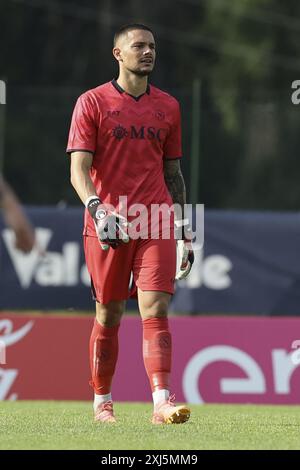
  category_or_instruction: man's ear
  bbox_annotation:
[113,47,122,62]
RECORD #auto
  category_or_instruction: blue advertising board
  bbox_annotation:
[1,207,299,315]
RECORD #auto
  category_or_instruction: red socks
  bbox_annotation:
[142,317,172,392]
[90,317,171,395]
[89,319,119,395]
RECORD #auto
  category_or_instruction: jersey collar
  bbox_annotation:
[111,79,150,101]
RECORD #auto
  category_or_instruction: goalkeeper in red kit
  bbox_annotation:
[67,23,194,424]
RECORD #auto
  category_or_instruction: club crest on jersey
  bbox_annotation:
[155,110,165,121]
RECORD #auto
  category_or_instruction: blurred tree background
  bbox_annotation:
[0,0,299,209]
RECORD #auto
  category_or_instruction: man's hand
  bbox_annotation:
[175,219,194,280]
[0,175,35,253]
[14,223,35,253]
[87,197,130,250]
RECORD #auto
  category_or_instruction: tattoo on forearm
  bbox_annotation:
[164,169,186,210]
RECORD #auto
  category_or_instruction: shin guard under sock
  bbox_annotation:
[142,317,172,392]
[89,319,119,395]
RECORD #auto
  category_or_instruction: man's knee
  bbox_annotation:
[139,291,170,320]
[96,300,124,327]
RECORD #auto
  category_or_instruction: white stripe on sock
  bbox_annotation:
[152,389,170,407]
[93,393,112,412]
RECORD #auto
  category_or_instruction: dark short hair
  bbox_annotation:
[113,23,154,46]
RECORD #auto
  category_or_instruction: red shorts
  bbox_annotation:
[84,236,176,304]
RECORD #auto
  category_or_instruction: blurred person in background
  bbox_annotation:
[67,23,194,425]
[0,173,35,253]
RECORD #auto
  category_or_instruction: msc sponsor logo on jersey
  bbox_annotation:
[111,124,167,142]
[112,125,128,140]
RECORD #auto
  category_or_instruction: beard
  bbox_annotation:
[127,66,152,77]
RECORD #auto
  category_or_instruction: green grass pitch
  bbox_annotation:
[0,401,300,450]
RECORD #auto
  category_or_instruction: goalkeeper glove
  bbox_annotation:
[175,219,194,280]
[86,197,130,250]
